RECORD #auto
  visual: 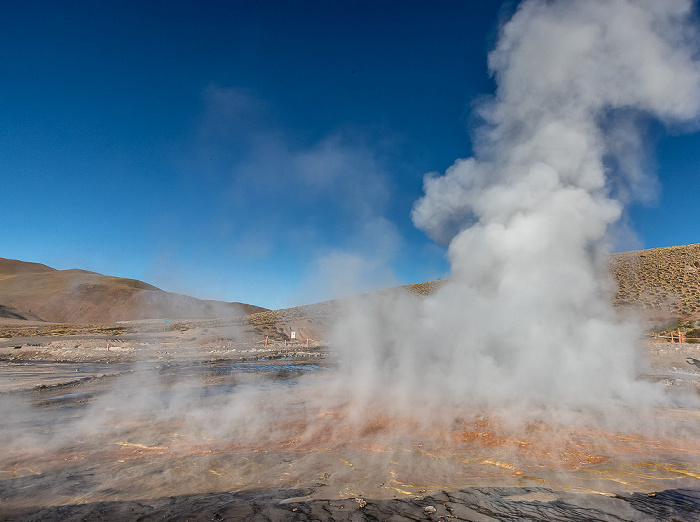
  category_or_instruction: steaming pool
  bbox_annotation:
[2,353,700,520]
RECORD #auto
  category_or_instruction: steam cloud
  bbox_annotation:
[331,0,700,420]
[4,5,700,510]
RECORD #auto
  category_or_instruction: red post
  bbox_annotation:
[265,335,268,347]
[306,338,309,348]
[679,330,683,344]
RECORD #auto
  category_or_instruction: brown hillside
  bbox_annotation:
[241,246,700,335]
[610,243,700,320]
[3,244,697,329]
[0,258,266,323]
[396,246,700,321]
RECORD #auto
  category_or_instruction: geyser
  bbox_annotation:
[331,0,700,418]
[5,2,700,518]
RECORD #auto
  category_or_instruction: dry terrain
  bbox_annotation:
[0,257,266,323]
[1,245,700,520]
[0,243,699,355]
[2,322,700,521]
[2,243,698,338]
[611,244,700,341]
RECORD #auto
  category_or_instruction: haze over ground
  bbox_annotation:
[2,1,700,310]
[4,4,700,518]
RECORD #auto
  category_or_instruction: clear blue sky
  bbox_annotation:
[2,1,698,310]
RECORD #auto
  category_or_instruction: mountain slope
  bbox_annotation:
[611,243,700,319]
[2,243,698,326]
[0,258,266,323]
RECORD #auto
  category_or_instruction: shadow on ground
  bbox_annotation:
[3,486,700,521]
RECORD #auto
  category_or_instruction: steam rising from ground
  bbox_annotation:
[5,3,700,513]
[331,0,700,419]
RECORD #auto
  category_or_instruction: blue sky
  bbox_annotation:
[2,1,699,310]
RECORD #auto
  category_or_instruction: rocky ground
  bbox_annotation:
[5,486,700,521]
[2,319,700,520]
[0,316,326,363]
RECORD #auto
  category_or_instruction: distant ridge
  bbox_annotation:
[399,244,700,319]
[401,244,700,320]
[2,244,698,326]
[0,258,267,324]
[236,244,700,329]
[398,244,700,320]
[0,304,42,321]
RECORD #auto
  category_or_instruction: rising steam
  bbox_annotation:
[4,6,700,511]
[331,0,700,418]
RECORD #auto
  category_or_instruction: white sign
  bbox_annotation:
[290,331,296,339]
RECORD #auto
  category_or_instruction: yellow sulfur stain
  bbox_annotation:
[482,459,515,470]
[657,464,700,481]
[335,456,353,467]
[114,441,166,451]
[544,480,616,497]
[384,485,413,495]
[0,467,41,478]
[391,478,434,490]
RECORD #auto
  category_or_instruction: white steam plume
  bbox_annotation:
[331,0,700,418]
[6,4,700,509]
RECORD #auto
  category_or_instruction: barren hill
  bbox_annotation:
[0,258,266,323]
[391,244,700,321]
[239,244,700,339]
[2,243,698,329]
[611,243,700,320]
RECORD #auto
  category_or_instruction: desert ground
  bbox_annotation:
[2,314,700,521]
[2,245,700,520]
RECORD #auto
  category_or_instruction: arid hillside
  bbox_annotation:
[240,244,700,341]
[0,258,266,323]
[392,245,700,321]
[2,244,698,329]
[611,243,700,320]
